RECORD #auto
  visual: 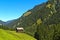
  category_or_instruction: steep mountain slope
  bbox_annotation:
[7,2,47,35]
[7,0,60,40]
[0,29,36,40]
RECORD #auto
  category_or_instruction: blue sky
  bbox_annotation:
[0,0,47,22]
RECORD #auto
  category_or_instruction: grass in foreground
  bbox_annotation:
[0,29,36,40]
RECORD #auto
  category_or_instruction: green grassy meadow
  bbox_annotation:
[0,29,36,40]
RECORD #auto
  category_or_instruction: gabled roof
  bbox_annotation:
[17,27,24,30]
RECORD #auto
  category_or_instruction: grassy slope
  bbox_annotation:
[0,29,36,40]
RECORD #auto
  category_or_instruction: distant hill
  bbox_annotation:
[6,19,17,24]
[0,20,6,25]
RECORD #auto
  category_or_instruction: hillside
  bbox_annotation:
[7,2,47,35]
[7,0,60,36]
[0,29,36,40]
[4,0,60,40]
